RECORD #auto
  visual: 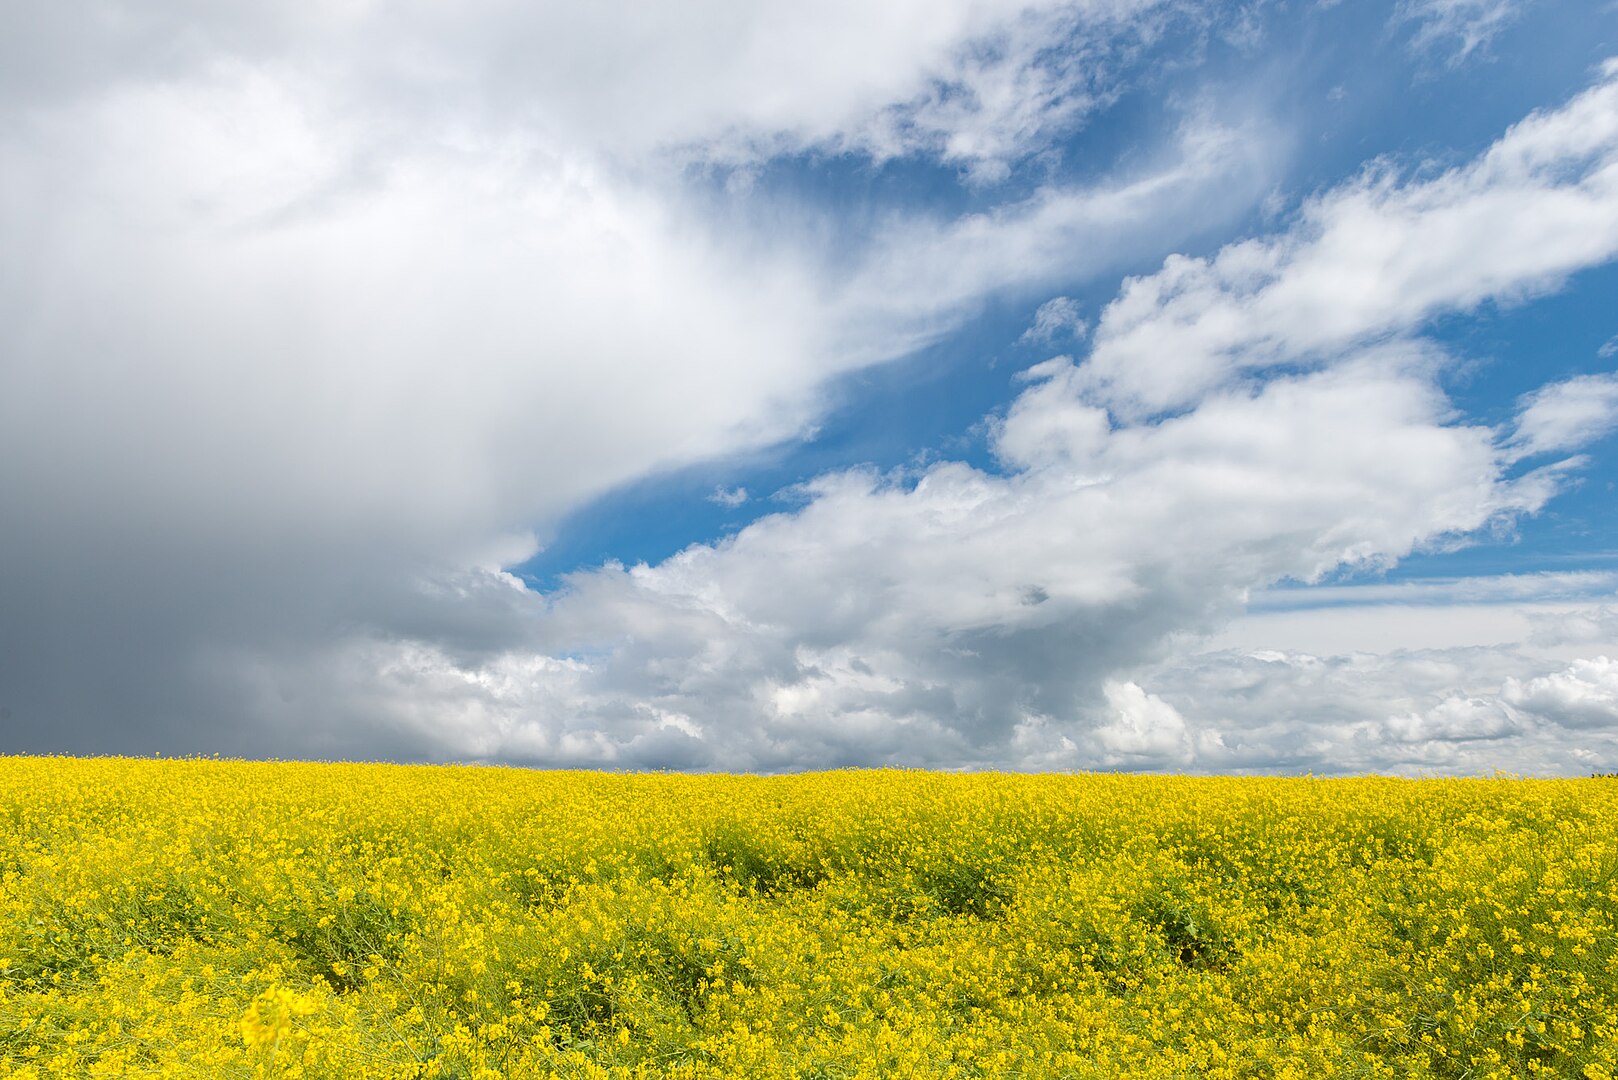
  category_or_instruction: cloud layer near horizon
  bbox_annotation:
[3,2,1617,773]
[206,63,1618,772]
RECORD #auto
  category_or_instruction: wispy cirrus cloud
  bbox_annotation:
[1019,296,1089,343]
[1395,0,1527,65]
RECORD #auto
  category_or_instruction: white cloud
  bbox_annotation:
[710,487,750,509]
[1528,605,1618,646]
[0,1,1276,560]
[1131,646,1618,774]
[0,2,1281,757]
[813,0,1171,175]
[1396,0,1525,65]
[827,113,1280,364]
[1509,373,1618,457]
[0,74,831,546]
[194,62,1618,772]
[1094,681,1193,765]
[0,0,1185,174]
[0,36,1266,577]
[1078,60,1618,415]
[1020,296,1089,343]
[1385,695,1522,742]
[261,347,1564,769]
[1503,656,1618,728]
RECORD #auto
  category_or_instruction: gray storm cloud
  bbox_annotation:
[0,0,1267,758]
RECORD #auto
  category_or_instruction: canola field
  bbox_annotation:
[1,759,1616,1079]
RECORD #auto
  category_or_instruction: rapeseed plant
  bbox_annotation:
[0,759,1613,1077]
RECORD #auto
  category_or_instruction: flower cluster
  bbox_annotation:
[240,985,319,1049]
[0,758,1614,1077]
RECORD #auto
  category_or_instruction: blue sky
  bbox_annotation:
[3,0,1618,772]
[521,1,1618,586]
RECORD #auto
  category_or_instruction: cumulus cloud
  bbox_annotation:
[1077,60,1618,415]
[192,60,1618,772]
[1134,646,1618,774]
[289,62,1618,774]
[1385,695,1522,743]
[1093,682,1194,765]
[245,346,1576,769]
[1503,657,1618,729]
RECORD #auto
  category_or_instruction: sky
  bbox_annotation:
[3,0,1618,774]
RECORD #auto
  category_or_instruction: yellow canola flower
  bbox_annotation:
[1,758,1616,1079]
[239,984,319,1048]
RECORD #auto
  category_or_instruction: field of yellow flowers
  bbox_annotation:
[1,759,1615,1079]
